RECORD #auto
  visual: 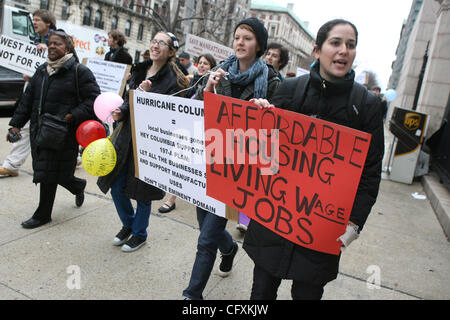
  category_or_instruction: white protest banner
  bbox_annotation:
[82,58,130,96]
[57,20,109,61]
[0,34,46,76]
[355,71,368,85]
[129,90,227,217]
[185,33,234,63]
[296,67,309,77]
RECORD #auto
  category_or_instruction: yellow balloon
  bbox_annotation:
[82,138,117,176]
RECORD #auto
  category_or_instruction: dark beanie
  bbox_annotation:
[234,17,268,57]
[179,51,190,59]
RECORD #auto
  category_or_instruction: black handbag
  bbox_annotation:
[36,112,69,150]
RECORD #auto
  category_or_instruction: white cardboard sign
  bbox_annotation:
[82,58,130,96]
[130,90,226,217]
[184,33,234,63]
[0,34,46,76]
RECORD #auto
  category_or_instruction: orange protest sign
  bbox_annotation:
[203,92,372,255]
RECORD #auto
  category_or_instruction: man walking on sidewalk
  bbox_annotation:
[0,9,56,177]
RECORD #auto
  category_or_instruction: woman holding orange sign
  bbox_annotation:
[245,19,384,300]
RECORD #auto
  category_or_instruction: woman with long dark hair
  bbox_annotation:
[245,19,384,300]
[97,31,189,252]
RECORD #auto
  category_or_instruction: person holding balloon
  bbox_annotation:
[8,30,100,229]
[97,31,190,252]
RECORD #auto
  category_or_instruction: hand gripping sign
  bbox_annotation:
[203,92,371,255]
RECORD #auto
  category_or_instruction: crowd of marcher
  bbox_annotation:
[1,9,385,300]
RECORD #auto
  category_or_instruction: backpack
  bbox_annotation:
[292,74,368,130]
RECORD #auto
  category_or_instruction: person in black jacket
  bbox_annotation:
[8,30,100,229]
[105,30,133,65]
[245,19,384,300]
[0,9,57,178]
[184,53,217,99]
[97,31,189,253]
[182,17,280,300]
[264,42,289,82]
[371,86,388,121]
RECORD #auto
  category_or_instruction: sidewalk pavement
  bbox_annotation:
[0,117,449,300]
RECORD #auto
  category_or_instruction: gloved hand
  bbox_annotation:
[337,222,359,251]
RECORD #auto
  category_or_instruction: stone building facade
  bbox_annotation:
[181,0,252,48]
[29,0,252,63]
[388,0,450,135]
[31,0,163,62]
[249,1,315,76]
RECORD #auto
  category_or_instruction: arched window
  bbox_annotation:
[111,16,118,31]
[94,10,103,29]
[82,7,92,26]
[125,20,131,37]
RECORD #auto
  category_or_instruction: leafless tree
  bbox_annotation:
[194,0,230,44]
[129,0,230,46]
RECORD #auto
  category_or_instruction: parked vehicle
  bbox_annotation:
[0,1,34,111]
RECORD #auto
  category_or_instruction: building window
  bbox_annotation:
[137,24,144,41]
[94,10,103,29]
[142,0,149,14]
[83,7,92,26]
[270,25,276,37]
[61,1,70,20]
[162,1,169,16]
[111,16,118,30]
[40,0,49,9]
[125,20,131,37]
[135,50,141,63]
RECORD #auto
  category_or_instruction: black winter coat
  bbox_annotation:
[243,64,385,285]
[185,73,202,99]
[105,47,133,65]
[97,60,183,202]
[9,56,100,184]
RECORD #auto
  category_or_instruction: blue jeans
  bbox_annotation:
[182,207,234,300]
[110,167,151,240]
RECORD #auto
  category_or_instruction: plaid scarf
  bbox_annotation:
[34,29,54,45]
[46,53,73,76]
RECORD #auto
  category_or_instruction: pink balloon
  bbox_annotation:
[94,92,124,123]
